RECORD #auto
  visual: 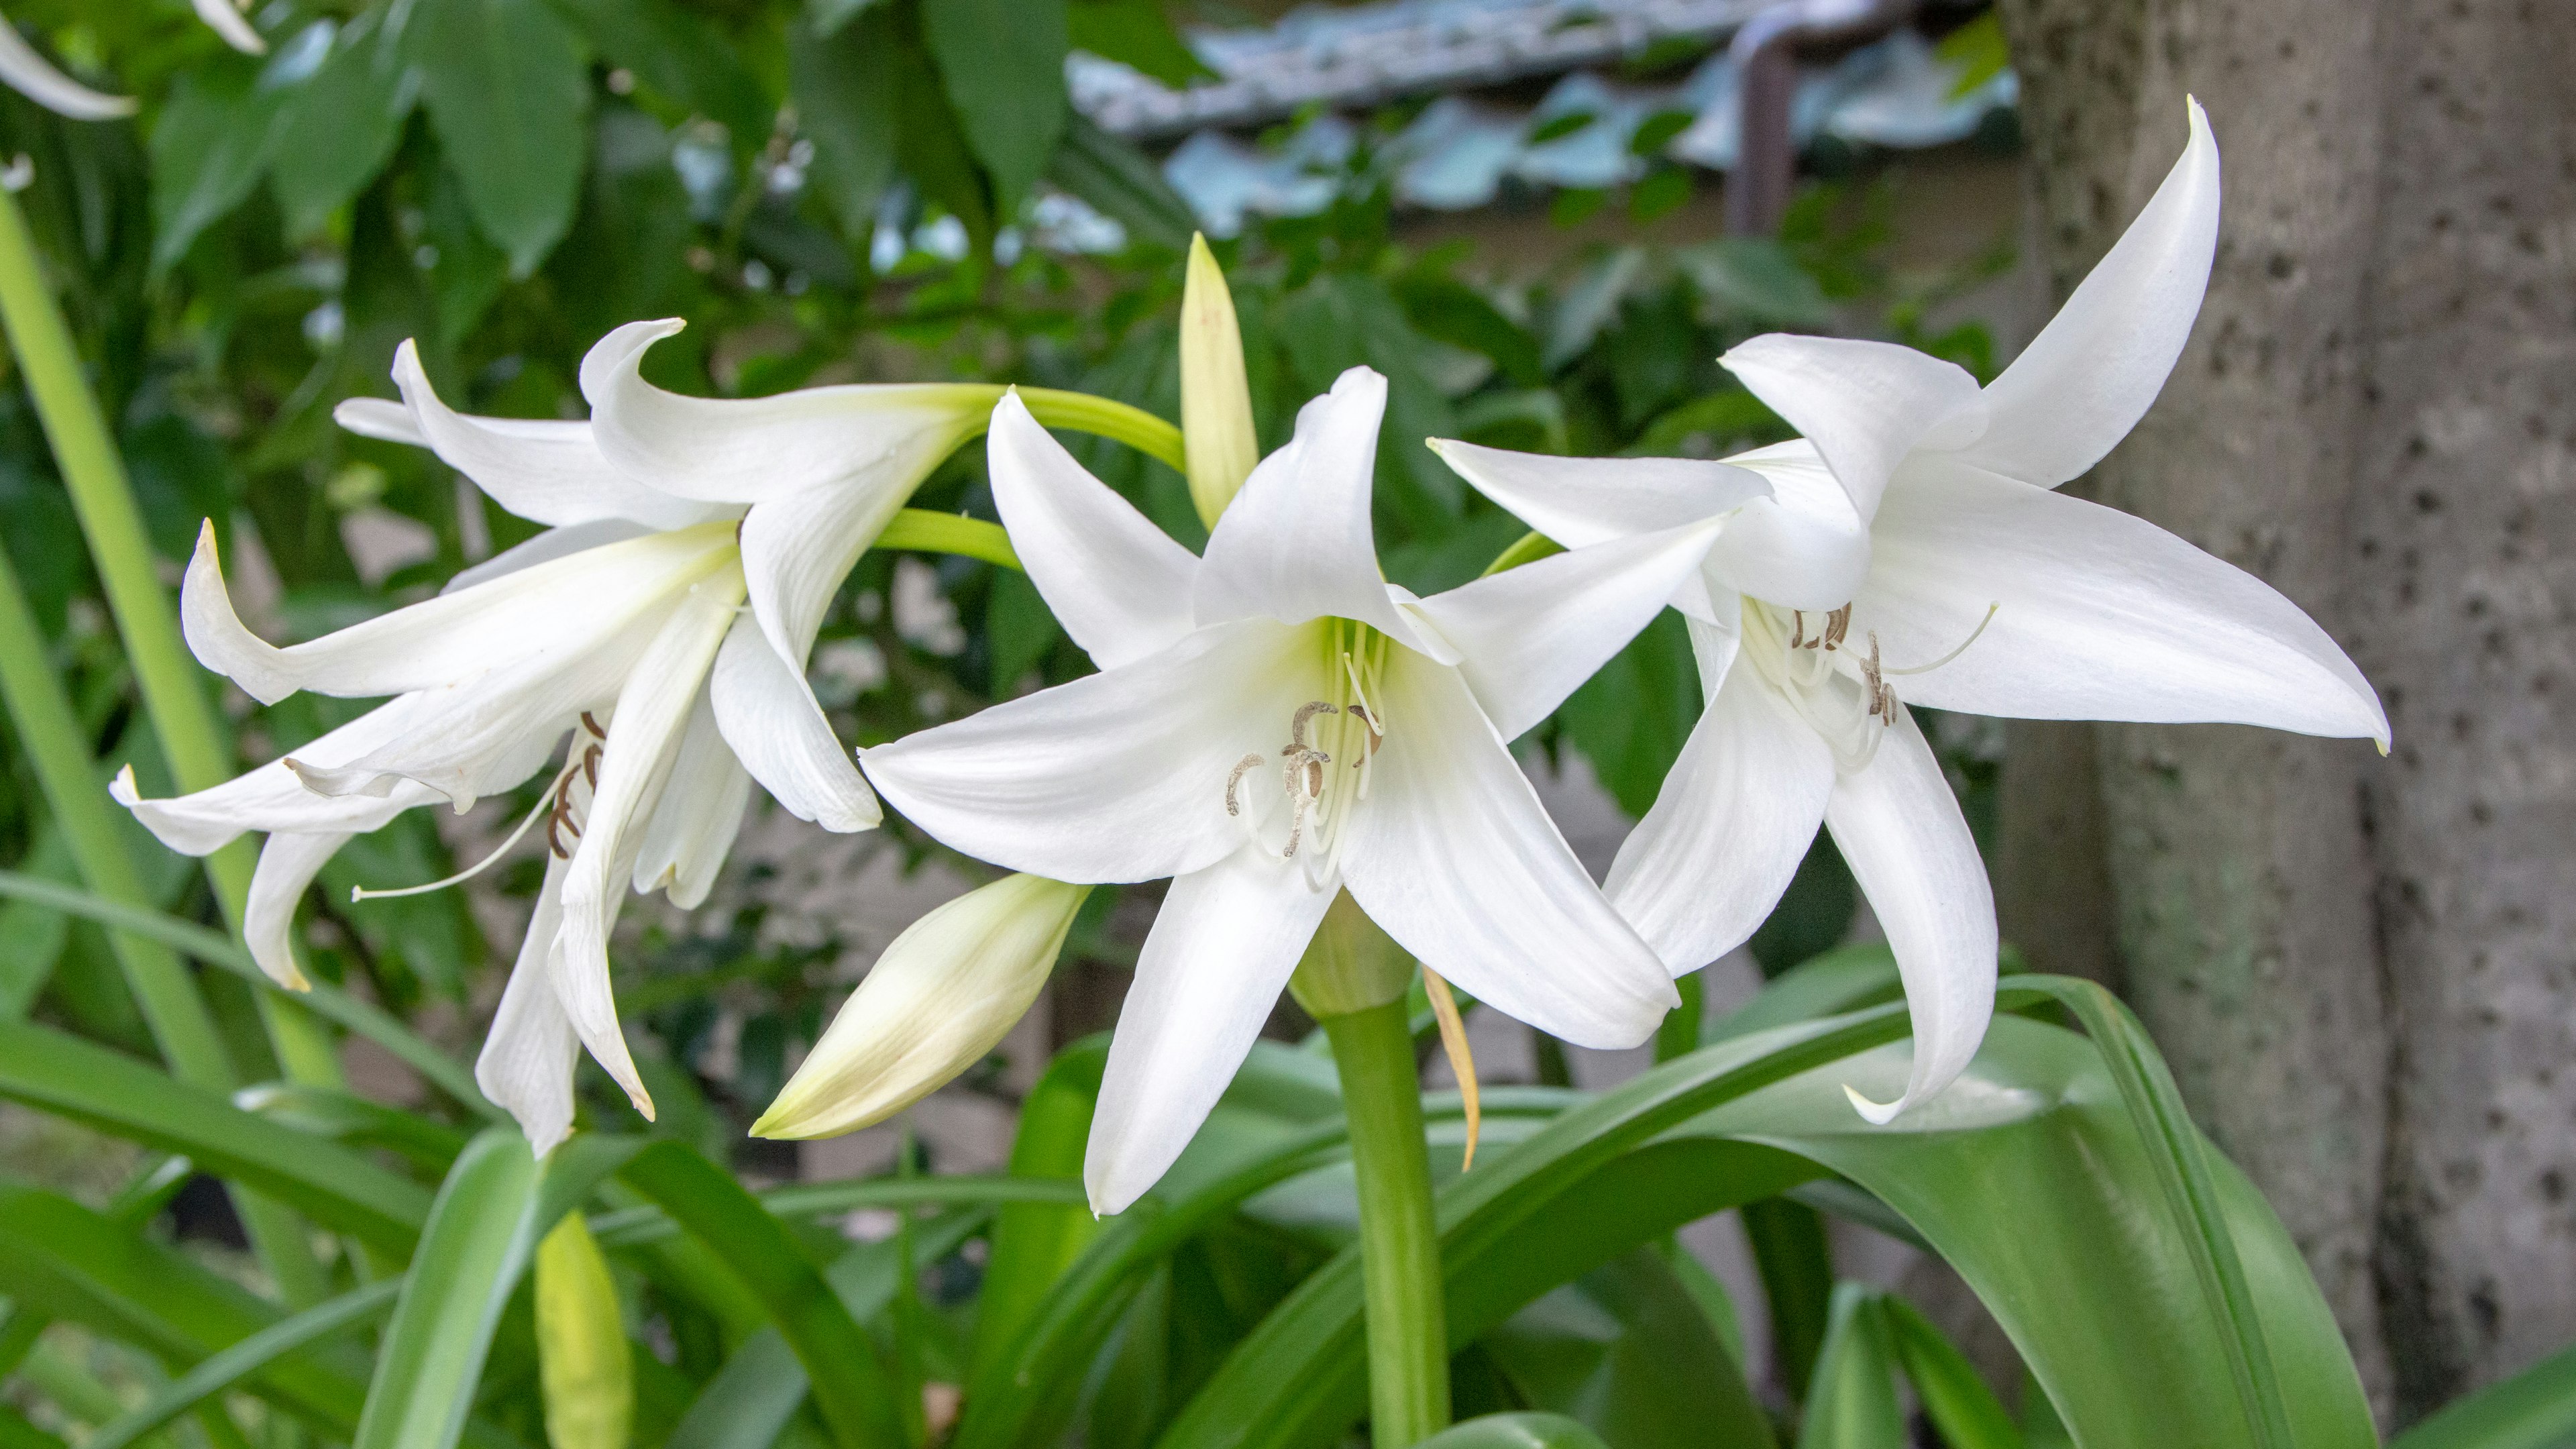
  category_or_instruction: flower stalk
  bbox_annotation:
[1320,998,1450,1448]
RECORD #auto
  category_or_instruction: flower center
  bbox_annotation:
[1222,620,1391,882]
[1739,601,1996,772]
[349,712,606,903]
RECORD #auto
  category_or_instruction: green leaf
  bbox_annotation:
[1481,1248,1776,1449]
[616,1139,907,1448]
[268,16,415,237]
[235,1082,472,1176]
[354,1128,542,1449]
[1742,1197,1833,1403]
[1065,0,1210,87]
[0,1018,432,1252]
[85,1281,402,1449]
[0,870,499,1117]
[1558,610,1699,811]
[2388,1339,2576,1449]
[1798,1285,1904,1449]
[1044,113,1195,251]
[1881,1296,2023,1449]
[971,1038,1106,1382]
[1391,273,1544,388]
[149,63,288,270]
[409,0,592,275]
[921,0,1069,213]
[1674,237,1837,329]
[549,0,769,138]
[789,7,898,239]
[1417,1415,1612,1449]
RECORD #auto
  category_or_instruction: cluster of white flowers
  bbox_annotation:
[118,101,2385,1214]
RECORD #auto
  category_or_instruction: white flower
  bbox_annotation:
[1430,100,2386,1124]
[753,874,1091,1140]
[862,370,1754,1212]
[114,325,1010,1150]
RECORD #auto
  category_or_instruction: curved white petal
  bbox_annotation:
[987,391,1199,669]
[739,460,916,676]
[1702,441,1874,610]
[477,858,582,1155]
[633,686,754,909]
[182,519,734,705]
[441,520,654,596]
[1605,661,1835,974]
[581,319,991,505]
[863,619,1328,885]
[0,23,135,119]
[1720,334,1986,520]
[112,705,445,856]
[1426,439,1768,550]
[1194,368,1434,655]
[191,0,265,53]
[552,568,744,1119]
[243,831,348,990]
[333,396,423,446]
[1957,101,2220,488]
[758,875,1088,1140]
[386,341,734,531]
[1825,707,1995,1123]
[1086,844,1335,1213]
[1411,517,1727,739]
[1338,657,1676,1049]
[1861,460,2386,743]
[710,616,879,833]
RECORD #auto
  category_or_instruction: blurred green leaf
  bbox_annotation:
[2389,1340,2576,1449]
[553,0,767,138]
[1418,1415,1612,1449]
[1558,610,1699,812]
[1882,1295,2024,1449]
[410,0,592,274]
[790,7,898,239]
[355,1128,542,1449]
[86,1280,402,1449]
[1482,1248,1776,1449]
[1066,0,1212,87]
[268,17,414,237]
[1797,1285,1904,1449]
[148,64,286,270]
[1743,1197,1833,1404]
[1046,112,1196,251]
[922,0,1069,215]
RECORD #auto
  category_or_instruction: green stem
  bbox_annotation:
[1320,1000,1450,1448]
[874,508,1021,572]
[1655,969,1705,1063]
[1017,388,1187,476]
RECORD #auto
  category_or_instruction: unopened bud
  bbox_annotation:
[753,875,1090,1139]
[535,1210,633,1449]
[1179,234,1258,528]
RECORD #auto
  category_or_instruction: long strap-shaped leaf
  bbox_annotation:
[0,1018,431,1251]
[354,1128,543,1449]
[2388,1339,2576,1449]
[616,1138,906,1448]
[85,1281,402,1449]
[2006,975,2294,1449]
[585,1172,1083,1248]
[1413,1413,1612,1449]
[0,870,498,1117]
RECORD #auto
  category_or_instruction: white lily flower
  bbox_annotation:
[1431,100,2386,1126]
[863,371,1753,1213]
[753,874,1091,1140]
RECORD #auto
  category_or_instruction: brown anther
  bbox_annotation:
[1224,753,1266,816]
[1860,631,1892,719]
[1289,700,1339,749]
[1823,605,1852,651]
[582,743,602,789]
[580,710,604,738]
[1790,612,1808,649]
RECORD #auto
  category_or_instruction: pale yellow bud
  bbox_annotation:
[753,875,1090,1140]
[1289,890,1416,1019]
[1179,233,1259,528]
[535,1211,633,1449]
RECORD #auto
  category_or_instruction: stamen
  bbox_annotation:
[352,741,586,902]
[1290,700,1338,749]
[1342,653,1387,735]
[1423,967,1480,1169]
[1823,604,1851,651]
[1790,611,1807,649]
[1224,753,1267,816]
[1883,602,2001,676]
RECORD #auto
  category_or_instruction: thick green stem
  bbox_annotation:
[1320,1000,1450,1447]
[1017,387,1187,476]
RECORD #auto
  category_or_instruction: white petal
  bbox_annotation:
[1426,439,1769,550]
[1958,101,2220,488]
[632,686,753,909]
[553,568,745,1118]
[987,391,1198,669]
[1605,661,1834,974]
[332,396,423,446]
[182,519,735,705]
[738,459,913,674]
[439,520,653,596]
[581,319,991,504]
[1338,656,1676,1049]
[1705,440,1874,610]
[710,616,879,833]
[1860,459,2386,743]
[191,0,264,53]
[1194,368,1435,655]
[386,340,733,531]
[863,619,1328,885]
[0,21,134,118]
[111,705,445,856]
[1085,845,1335,1213]
[1719,334,1986,520]
[243,831,348,990]
[759,875,1088,1140]
[1825,707,1995,1123]
[477,858,582,1155]
[1409,517,1727,739]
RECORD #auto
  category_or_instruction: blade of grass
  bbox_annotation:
[85,1281,402,1449]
